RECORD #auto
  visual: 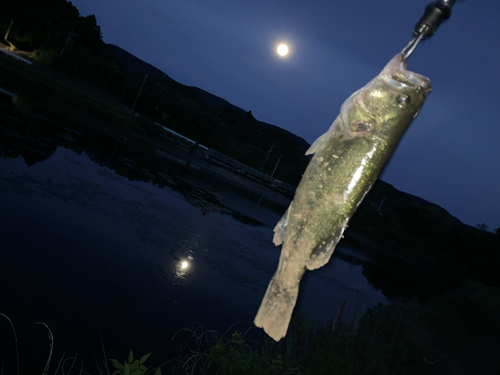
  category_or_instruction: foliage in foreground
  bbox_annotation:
[107,350,162,375]
[2,280,499,374]
[172,303,432,375]
[170,281,500,375]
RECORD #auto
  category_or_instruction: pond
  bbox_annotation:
[0,112,386,369]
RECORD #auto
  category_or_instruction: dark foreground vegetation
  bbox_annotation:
[1,1,499,374]
[3,279,500,374]
[174,281,500,375]
[349,180,500,301]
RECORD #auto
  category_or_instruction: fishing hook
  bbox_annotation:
[402,29,426,60]
[402,0,462,60]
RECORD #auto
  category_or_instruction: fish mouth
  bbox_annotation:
[338,53,431,137]
[383,53,432,93]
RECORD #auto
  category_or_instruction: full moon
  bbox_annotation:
[277,44,289,56]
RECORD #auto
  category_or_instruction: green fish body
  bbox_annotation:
[254,53,432,341]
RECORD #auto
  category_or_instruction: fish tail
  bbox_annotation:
[254,271,300,341]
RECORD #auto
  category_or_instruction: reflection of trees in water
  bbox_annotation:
[0,113,59,165]
[0,107,271,228]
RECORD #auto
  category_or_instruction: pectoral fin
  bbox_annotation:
[305,117,342,155]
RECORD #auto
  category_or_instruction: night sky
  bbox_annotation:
[72,0,500,230]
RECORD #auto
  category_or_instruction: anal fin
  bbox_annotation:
[273,204,292,246]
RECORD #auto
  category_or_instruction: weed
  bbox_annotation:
[0,313,19,375]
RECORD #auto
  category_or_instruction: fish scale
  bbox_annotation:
[255,53,432,341]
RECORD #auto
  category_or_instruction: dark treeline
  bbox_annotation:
[349,179,500,300]
[0,0,309,185]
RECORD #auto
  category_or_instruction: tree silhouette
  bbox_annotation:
[476,223,489,231]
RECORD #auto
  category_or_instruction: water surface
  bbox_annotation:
[0,113,385,367]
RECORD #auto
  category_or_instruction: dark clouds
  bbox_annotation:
[72,0,500,229]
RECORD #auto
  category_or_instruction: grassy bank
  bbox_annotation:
[2,280,499,374]
[170,281,500,374]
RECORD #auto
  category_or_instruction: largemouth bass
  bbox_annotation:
[254,53,431,341]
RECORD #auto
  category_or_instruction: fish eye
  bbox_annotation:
[397,94,411,107]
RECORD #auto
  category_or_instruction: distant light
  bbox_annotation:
[277,44,289,56]
[181,261,188,269]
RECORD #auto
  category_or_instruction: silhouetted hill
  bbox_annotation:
[369,179,464,227]
[190,86,245,113]
[107,43,311,155]
[257,121,310,155]
[107,44,172,80]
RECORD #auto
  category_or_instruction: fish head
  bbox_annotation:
[341,53,431,140]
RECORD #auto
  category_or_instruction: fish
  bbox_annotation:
[254,53,432,341]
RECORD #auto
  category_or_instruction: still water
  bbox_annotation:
[0,114,385,366]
